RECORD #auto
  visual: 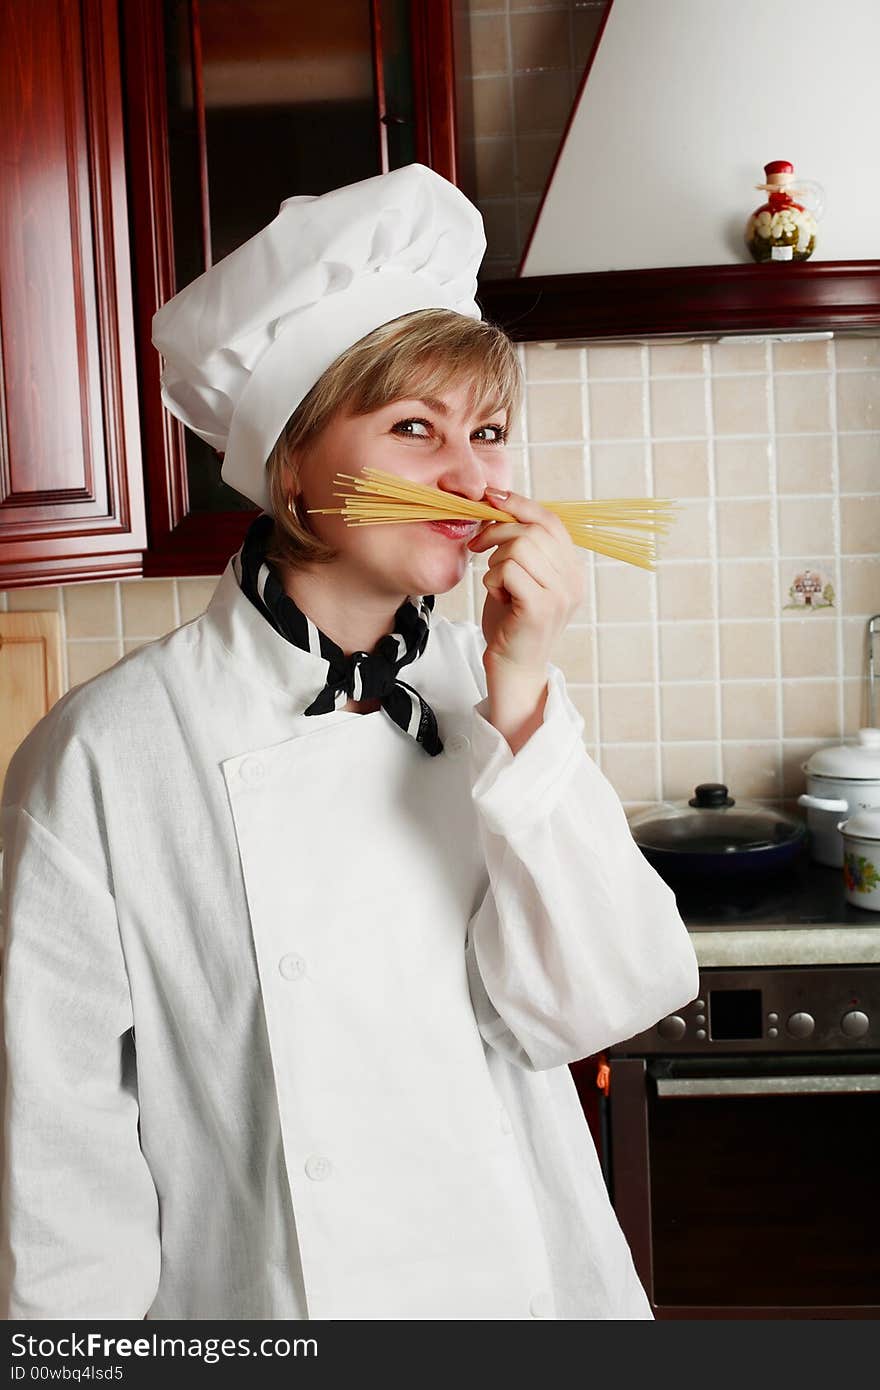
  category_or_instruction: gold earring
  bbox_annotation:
[287,493,299,519]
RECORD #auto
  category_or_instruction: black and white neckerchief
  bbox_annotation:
[237,513,443,756]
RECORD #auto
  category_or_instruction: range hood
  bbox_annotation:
[477,0,880,343]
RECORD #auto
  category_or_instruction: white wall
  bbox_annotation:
[522,0,880,274]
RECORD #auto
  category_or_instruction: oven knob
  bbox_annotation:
[657,1014,687,1041]
[840,1010,870,1039]
[786,1011,815,1039]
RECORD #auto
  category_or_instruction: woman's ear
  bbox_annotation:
[285,436,313,493]
[283,454,303,501]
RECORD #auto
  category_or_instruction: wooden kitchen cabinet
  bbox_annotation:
[0,0,147,590]
[123,0,460,577]
[0,0,458,587]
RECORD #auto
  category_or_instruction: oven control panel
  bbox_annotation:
[612,966,880,1054]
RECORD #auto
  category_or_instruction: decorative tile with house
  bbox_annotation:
[784,568,835,611]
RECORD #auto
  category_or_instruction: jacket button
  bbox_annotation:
[530,1291,553,1318]
[305,1154,332,1181]
[499,1105,513,1134]
[446,733,470,758]
[240,757,265,783]
[279,953,306,980]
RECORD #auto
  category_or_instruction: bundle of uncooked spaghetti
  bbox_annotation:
[307,466,677,571]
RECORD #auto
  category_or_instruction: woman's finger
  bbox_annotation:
[468,521,527,550]
[483,556,545,610]
[484,535,564,592]
[481,487,572,545]
[470,522,565,575]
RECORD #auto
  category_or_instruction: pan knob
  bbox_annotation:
[688,783,735,808]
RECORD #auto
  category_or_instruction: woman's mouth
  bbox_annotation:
[423,520,482,541]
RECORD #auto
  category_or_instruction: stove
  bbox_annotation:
[669,855,880,931]
[605,854,880,1318]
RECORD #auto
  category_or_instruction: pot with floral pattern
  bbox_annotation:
[837,808,880,912]
[745,159,824,263]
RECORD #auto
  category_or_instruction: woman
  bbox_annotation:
[0,165,698,1320]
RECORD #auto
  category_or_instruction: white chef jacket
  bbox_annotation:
[0,547,699,1321]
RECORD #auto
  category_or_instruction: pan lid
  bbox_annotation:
[628,783,806,857]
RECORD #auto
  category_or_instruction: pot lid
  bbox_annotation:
[628,783,806,857]
[803,727,880,779]
[838,807,880,841]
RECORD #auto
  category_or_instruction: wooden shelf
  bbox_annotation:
[476,260,880,343]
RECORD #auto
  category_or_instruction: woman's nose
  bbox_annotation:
[433,439,490,500]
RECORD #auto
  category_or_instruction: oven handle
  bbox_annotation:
[656,1074,880,1097]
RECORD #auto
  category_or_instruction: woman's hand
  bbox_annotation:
[467,487,586,751]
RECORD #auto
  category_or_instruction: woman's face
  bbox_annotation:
[293,378,512,600]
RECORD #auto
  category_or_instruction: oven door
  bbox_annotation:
[608,1054,880,1318]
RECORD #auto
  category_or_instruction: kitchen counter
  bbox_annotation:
[690,925,880,968]
[672,857,880,968]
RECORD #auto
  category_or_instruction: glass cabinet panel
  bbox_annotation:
[452,0,608,279]
[162,0,410,512]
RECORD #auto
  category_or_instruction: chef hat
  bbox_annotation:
[151,163,487,511]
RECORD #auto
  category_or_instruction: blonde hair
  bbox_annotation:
[263,307,522,572]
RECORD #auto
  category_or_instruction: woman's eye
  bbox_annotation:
[391,418,431,439]
[390,418,508,444]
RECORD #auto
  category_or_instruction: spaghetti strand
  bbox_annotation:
[307,466,678,571]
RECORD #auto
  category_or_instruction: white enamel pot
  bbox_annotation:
[797,727,880,867]
[837,808,880,912]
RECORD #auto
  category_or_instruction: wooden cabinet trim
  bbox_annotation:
[122,0,191,553]
[478,261,880,344]
[0,0,147,587]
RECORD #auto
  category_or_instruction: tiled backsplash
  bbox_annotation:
[2,335,878,811]
[505,335,879,810]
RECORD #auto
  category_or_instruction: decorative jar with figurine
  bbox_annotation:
[745,160,824,263]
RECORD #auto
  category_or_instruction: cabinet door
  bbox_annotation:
[124,0,458,577]
[0,0,146,589]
